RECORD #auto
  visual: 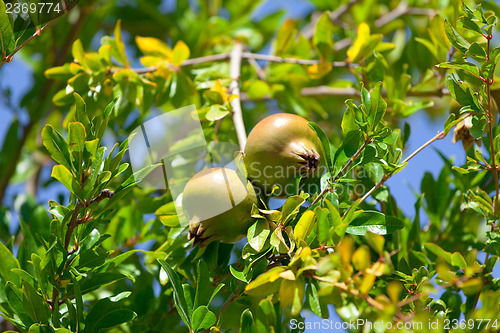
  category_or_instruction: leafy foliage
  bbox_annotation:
[0,0,499,332]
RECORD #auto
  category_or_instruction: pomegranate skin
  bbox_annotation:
[243,113,322,197]
[183,167,257,247]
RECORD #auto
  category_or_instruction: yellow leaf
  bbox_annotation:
[347,22,370,62]
[352,245,371,271]
[245,266,285,297]
[359,273,376,295]
[136,36,173,59]
[306,62,332,79]
[172,40,190,66]
[279,278,305,317]
[294,210,316,243]
[114,20,129,66]
[279,270,296,280]
[337,236,355,265]
[366,261,386,277]
[210,79,229,103]
[387,281,402,303]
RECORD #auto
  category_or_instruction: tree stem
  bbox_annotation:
[359,131,445,205]
[229,42,247,151]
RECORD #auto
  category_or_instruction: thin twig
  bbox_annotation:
[313,277,385,311]
[358,131,445,205]
[330,0,360,23]
[375,2,436,28]
[0,0,80,66]
[229,42,247,151]
[309,137,372,207]
[120,52,348,74]
[64,200,83,250]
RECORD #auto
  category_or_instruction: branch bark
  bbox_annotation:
[229,42,247,151]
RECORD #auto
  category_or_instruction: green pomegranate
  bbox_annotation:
[244,113,322,197]
[183,167,257,247]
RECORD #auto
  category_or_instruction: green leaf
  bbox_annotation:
[279,277,305,317]
[194,261,210,309]
[306,281,326,318]
[42,125,74,172]
[208,283,224,306]
[308,121,333,175]
[365,82,387,130]
[313,12,334,58]
[206,105,230,121]
[0,118,19,182]
[347,211,404,235]
[443,113,462,135]
[77,272,128,295]
[191,306,216,332]
[444,19,470,54]
[246,80,270,99]
[68,122,86,155]
[451,252,467,269]
[157,259,192,329]
[0,1,15,54]
[341,106,358,135]
[247,219,270,252]
[459,16,484,35]
[481,46,500,81]
[83,295,136,333]
[97,97,119,145]
[239,309,257,333]
[6,282,32,327]
[315,207,330,244]
[73,93,92,136]
[438,62,483,80]
[281,195,306,224]
[424,243,452,264]
[244,266,285,297]
[229,264,248,283]
[446,75,481,111]
[0,228,21,286]
[51,165,83,200]
[22,282,49,324]
[256,298,277,333]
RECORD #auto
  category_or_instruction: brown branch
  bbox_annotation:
[359,131,445,205]
[120,52,348,74]
[330,0,360,23]
[64,200,83,250]
[229,42,247,151]
[375,2,436,28]
[0,0,80,67]
[313,277,385,311]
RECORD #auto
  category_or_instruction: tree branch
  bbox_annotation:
[358,131,445,205]
[120,52,348,74]
[375,2,436,28]
[229,42,247,151]
[0,0,80,67]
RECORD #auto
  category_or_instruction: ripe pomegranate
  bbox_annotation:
[183,167,257,247]
[243,113,322,197]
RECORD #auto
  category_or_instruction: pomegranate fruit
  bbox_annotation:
[183,167,257,247]
[243,113,322,197]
